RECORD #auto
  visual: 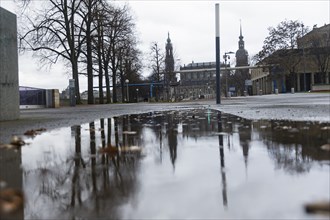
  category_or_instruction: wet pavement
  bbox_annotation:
[1,108,329,219]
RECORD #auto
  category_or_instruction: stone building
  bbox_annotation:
[251,24,330,94]
[178,62,230,100]
[233,23,251,95]
[0,7,19,120]
[164,33,178,101]
[176,24,251,100]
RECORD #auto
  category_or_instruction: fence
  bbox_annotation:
[19,86,46,108]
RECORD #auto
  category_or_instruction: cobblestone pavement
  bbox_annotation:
[0,93,329,143]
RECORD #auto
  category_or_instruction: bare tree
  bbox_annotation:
[106,5,136,103]
[147,42,165,101]
[19,0,85,104]
[77,0,100,104]
[89,3,140,103]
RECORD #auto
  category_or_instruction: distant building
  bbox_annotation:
[178,61,228,100]
[164,33,177,101]
[235,23,249,67]
[81,90,106,100]
[233,22,251,95]
[177,23,251,100]
[297,24,330,48]
[60,86,70,99]
[251,23,330,94]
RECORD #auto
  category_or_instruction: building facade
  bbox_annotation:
[176,24,251,100]
[178,62,229,100]
[251,24,330,95]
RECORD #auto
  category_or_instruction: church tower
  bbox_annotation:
[234,21,251,95]
[165,32,176,83]
[235,22,249,66]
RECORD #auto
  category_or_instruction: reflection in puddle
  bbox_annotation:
[1,108,329,219]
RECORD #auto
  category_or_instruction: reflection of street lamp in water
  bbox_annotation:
[125,79,129,102]
[217,111,228,208]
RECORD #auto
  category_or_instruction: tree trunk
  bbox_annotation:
[86,13,94,104]
[104,64,111,103]
[112,69,117,103]
[72,61,81,104]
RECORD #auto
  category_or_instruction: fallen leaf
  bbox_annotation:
[24,128,46,136]
[320,144,330,151]
[122,131,137,135]
[0,188,24,215]
[305,201,330,215]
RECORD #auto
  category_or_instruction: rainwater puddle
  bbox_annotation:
[1,109,329,219]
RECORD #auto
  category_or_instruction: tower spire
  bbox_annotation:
[240,19,242,37]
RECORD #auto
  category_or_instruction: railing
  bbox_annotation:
[19,87,46,107]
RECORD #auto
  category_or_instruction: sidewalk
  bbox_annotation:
[210,93,330,122]
[1,93,329,143]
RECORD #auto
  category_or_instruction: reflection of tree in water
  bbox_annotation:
[254,120,329,174]
[77,119,142,219]
[25,118,143,219]
[267,143,313,174]
[71,125,84,207]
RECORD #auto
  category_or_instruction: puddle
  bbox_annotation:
[1,109,329,219]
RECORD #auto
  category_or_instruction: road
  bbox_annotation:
[0,92,329,143]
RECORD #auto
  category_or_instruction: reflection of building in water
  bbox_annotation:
[168,129,177,169]
[237,120,252,171]
[166,113,178,169]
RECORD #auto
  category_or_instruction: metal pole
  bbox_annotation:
[215,3,221,104]
[302,24,307,91]
[225,57,227,97]
[127,84,129,102]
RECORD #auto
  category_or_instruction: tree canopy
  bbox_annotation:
[253,20,309,63]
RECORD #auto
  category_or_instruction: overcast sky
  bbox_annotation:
[1,0,329,92]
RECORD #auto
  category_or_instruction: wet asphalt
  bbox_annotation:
[0,92,329,143]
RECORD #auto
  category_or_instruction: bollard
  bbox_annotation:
[275,89,278,94]
[69,79,76,106]
[291,87,295,94]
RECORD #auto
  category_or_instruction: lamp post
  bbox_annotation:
[215,3,220,104]
[301,24,307,92]
[223,51,234,97]
[136,88,139,102]
[125,79,129,102]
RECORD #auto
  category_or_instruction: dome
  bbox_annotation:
[236,49,248,57]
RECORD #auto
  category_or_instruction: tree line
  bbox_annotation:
[19,0,143,104]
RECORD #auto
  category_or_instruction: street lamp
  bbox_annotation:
[125,79,129,102]
[223,51,234,97]
[136,88,139,102]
